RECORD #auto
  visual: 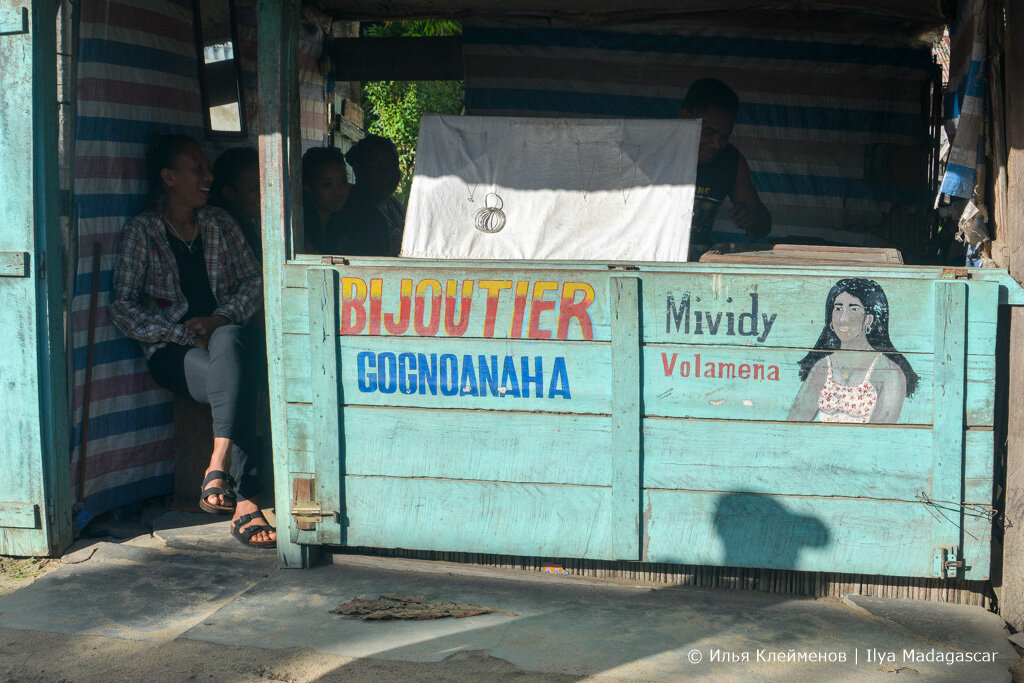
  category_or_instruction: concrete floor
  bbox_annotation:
[0,511,1020,681]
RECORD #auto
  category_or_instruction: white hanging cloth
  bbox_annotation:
[403,115,700,262]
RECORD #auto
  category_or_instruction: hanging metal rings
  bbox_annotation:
[474,192,506,233]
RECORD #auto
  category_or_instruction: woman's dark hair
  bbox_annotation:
[145,134,199,207]
[797,278,919,396]
[301,146,347,194]
[210,147,259,209]
[345,134,398,170]
[681,78,740,115]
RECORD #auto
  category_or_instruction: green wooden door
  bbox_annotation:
[0,2,72,556]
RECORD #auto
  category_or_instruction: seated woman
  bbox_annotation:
[110,134,276,548]
[301,146,350,253]
[341,135,405,256]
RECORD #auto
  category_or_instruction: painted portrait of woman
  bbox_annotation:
[788,278,919,424]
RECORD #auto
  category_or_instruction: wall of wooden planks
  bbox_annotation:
[279,258,1019,583]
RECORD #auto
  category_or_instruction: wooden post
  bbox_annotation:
[307,269,344,545]
[258,0,317,569]
[1001,0,1024,630]
[610,277,642,560]
[932,282,967,576]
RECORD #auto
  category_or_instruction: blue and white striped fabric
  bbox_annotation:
[939,0,986,199]
[71,0,327,529]
[463,15,937,250]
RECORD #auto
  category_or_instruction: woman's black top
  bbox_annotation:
[165,228,217,322]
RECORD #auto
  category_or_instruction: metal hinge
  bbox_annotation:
[933,546,963,579]
[941,267,971,280]
[291,500,327,524]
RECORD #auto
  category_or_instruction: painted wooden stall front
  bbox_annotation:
[281,257,1020,580]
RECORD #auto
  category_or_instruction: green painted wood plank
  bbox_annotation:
[282,335,995,424]
[644,419,993,503]
[279,266,1000,355]
[0,503,37,529]
[0,0,68,555]
[645,346,995,426]
[282,257,1020,287]
[258,0,315,568]
[344,477,615,558]
[289,404,611,485]
[283,334,609,413]
[307,270,343,545]
[643,490,990,579]
[0,7,27,35]
[931,281,967,572]
[646,273,998,351]
[610,277,642,560]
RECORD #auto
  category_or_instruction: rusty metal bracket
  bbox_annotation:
[321,256,350,266]
[933,546,963,579]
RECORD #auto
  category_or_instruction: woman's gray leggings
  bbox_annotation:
[183,324,244,440]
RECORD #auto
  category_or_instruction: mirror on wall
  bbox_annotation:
[193,0,247,138]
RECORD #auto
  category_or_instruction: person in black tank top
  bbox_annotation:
[679,78,772,260]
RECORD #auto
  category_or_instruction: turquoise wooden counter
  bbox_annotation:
[278,258,1023,580]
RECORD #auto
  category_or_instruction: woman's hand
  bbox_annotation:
[184,315,229,338]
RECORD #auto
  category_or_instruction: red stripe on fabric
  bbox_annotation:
[81,1,192,44]
[78,78,201,112]
[80,438,175,482]
[73,371,159,410]
[300,109,325,132]
[75,154,144,180]
[72,232,125,260]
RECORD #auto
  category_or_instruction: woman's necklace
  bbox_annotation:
[832,354,854,383]
[162,214,199,253]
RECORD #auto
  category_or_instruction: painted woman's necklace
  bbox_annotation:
[832,354,854,382]
[162,214,199,253]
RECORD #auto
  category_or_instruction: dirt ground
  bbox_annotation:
[0,628,591,683]
[0,557,58,599]
[0,555,590,682]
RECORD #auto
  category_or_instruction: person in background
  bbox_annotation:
[110,134,275,549]
[341,135,405,257]
[301,146,350,253]
[209,147,261,261]
[679,78,771,260]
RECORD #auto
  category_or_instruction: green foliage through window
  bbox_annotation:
[361,20,464,204]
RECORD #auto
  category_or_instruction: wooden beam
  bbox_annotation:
[258,0,318,569]
[1000,0,1024,630]
[323,36,463,81]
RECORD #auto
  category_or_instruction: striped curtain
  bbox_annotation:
[70,0,327,529]
[463,14,938,251]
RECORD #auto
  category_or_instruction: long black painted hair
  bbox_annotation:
[797,278,919,396]
[145,134,199,208]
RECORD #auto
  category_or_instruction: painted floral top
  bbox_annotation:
[816,354,880,423]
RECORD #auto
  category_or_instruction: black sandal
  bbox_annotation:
[199,470,237,514]
[231,511,277,549]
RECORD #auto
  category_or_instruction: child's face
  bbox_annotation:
[306,162,349,215]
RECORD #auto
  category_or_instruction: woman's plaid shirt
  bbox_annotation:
[111,206,263,359]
